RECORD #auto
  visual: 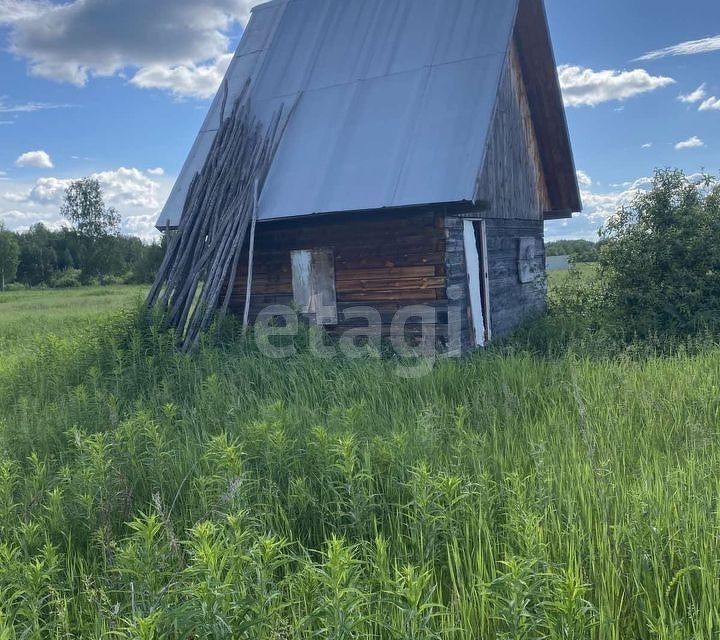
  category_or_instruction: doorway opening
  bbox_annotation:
[462,219,492,346]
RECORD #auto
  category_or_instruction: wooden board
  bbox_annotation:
[475,43,549,220]
[463,220,485,347]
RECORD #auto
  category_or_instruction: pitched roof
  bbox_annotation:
[157,0,580,229]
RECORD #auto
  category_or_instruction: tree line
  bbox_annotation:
[0,178,165,290]
[545,239,600,263]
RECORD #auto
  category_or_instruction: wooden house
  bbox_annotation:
[156,0,581,353]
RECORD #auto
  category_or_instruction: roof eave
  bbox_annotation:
[544,209,573,221]
[514,0,582,214]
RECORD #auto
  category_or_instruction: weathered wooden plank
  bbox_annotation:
[514,0,581,214]
[336,290,441,303]
[336,276,445,291]
[475,43,549,221]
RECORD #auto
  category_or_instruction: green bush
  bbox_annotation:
[542,170,720,349]
[546,239,599,263]
[3,282,26,293]
[600,169,720,337]
[50,268,83,289]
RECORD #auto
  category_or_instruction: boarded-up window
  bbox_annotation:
[291,249,338,325]
[518,237,540,284]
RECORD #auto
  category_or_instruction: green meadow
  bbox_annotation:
[0,285,719,638]
[545,262,598,288]
[0,286,146,371]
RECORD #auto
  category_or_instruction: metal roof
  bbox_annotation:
[157,0,567,229]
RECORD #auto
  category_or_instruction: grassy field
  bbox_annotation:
[546,262,599,288]
[0,286,719,638]
[0,285,146,371]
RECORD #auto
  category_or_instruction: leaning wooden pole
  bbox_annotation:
[242,178,259,334]
[145,85,297,351]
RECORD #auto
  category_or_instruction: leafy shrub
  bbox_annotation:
[540,169,720,351]
[3,282,26,292]
[600,169,720,337]
[100,274,126,286]
[50,267,83,289]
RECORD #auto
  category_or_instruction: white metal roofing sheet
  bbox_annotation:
[157,0,520,228]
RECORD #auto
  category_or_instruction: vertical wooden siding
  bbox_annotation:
[475,42,550,220]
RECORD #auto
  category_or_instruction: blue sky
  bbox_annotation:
[0,0,718,241]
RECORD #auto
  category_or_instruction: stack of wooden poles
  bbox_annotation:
[147,81,292,351]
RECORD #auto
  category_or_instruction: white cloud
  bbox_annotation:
[687,172,713,185]
[0,209,69,231]
[641,143,653,148]
[0,98,74,113]
[1,0,258,97]
[558,65,675,107]
[147,167,165,176]
[675,86,720,112]
[131,54,233,99]
[15,150,54,168]
[122,212,163,239]
[576,170,592,188]
[26,176,71,204]
[5,169,160,208]
[0,121,14,125]
[552,172,720,240]
[92,167,161,209]
[675,136,705,150]
[3,192,30,203]
[579,175,652,223]
[637,35,720,61]
[699,96,720,111]
[678,84,707,103]
[0,0,48,23]
[547,174,654,241]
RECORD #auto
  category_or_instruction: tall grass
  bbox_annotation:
[0,285,146,374]
[0,294,719,638]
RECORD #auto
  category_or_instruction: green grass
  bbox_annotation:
[0,287,719,638]
[546,262,599,288]
[0,285,146,371]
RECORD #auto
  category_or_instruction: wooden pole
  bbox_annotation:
[242,178,259,335]
[145,83,293,351]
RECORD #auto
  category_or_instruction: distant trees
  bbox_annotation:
[2,223,164,290]
[545,239,599,263]
[16,223,60,286]
[0,223,20,291]
[0,177,165,290]
[61,178,122,283]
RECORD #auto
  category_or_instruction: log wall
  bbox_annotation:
[228,209,455,344]
[229,209,544,353]
[227,38,551,352]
